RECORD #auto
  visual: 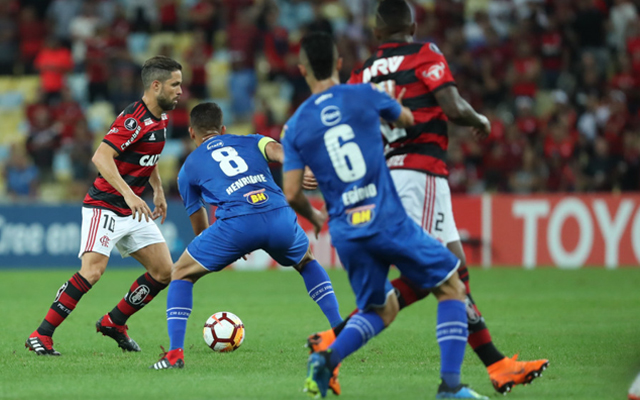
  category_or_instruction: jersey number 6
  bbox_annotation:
[324,124,366,182]
[211,147,249,177]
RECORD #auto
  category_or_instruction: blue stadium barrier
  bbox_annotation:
[0,201,194,268]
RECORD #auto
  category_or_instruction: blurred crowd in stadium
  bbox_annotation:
[0,0,639,202]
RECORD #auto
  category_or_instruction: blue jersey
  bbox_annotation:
[282,83,406,239]
[178,134,288,220]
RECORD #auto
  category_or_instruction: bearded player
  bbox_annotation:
[26,56,182,355]
[308,1,548,394]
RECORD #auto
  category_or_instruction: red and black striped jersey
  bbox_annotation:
[83,100,168,216]
[348,41,455,176]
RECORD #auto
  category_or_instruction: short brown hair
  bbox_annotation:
[141,56,182,89]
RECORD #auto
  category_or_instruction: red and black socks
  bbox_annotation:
[37,273,92,336]
[108,272,168,326]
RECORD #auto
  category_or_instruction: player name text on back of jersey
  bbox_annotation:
[342,183,377,206]
[226,174,268,195]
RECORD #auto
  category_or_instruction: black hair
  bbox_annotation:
[190,102,223,133]
[300,32,336,80]
[141,56,182,89]
[376,0,413,34]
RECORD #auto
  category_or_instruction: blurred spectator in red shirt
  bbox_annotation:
[447,143,469,194]
[189,0,220,44]
[158,0,179,32]
[86,26,111,103]
[184,30,213,100]
[253,99,283,186]
[18,6,46,74]
[26,106,62,181]
[507,41,541,99]
[544,119,576,161]
[34,37,73,104]
[26,90,52,128]
[52,87,85,145]
[625,20,640,76]
[515,97,540,138]
[540,16,568,89]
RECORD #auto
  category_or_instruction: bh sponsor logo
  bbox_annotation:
[245,189,269,205]
[347,205,375,227]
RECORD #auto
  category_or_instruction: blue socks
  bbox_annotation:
[436,299,469,388]
[166,280,193,351]
[328,311,385,367]
[300,260,342,327]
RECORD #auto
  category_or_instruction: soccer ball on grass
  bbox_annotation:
[203,311,245,352]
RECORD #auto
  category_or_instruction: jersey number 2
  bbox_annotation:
[324,124,366,182]
[211,147,248,177]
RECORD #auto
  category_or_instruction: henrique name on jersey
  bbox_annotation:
[226,174,268,195]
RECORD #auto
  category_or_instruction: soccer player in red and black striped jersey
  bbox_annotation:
[307,1,548,396]
[26,56,183,356]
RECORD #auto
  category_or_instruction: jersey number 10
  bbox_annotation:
[324,124,366,182]
[211,147,249,177]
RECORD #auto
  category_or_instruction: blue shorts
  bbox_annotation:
[333,217,460,311]
[186,207,309,271]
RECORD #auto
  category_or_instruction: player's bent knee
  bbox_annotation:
[293,247,315,272]
[79,252,109,285]
[171,251,207,282]
[433,274,465,302]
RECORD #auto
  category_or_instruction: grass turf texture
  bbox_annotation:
[1,268,638,400]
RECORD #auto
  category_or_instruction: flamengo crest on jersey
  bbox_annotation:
[83,100,168,216]
[349,41,456,177]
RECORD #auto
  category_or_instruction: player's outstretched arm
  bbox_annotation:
[149,167,168,224]
[434,86,491,140]
[283,169,326,238]
[91,143,153,222]
[188,207,209,236]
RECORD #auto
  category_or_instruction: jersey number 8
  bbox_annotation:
[211,147,249,177]
[324,124,366,182]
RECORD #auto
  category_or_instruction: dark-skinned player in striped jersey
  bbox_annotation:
[307,0,548,395]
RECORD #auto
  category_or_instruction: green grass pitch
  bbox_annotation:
[1,268,638,399]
